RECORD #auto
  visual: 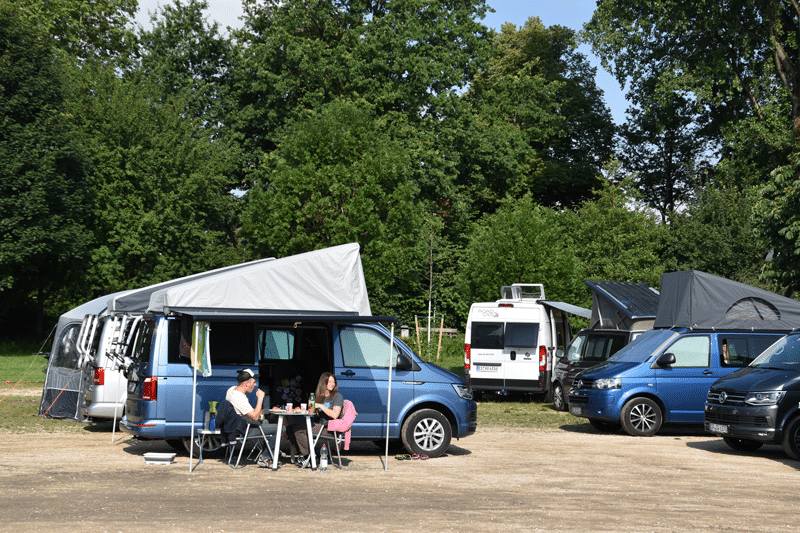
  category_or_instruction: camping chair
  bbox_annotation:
[304,399,357,469]
[215,399,274,468]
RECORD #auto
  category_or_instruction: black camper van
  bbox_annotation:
[705,331,800,460]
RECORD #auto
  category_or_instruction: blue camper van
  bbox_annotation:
[568,271,800,436]
[120,244,477,458]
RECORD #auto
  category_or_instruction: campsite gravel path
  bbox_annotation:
[1,411,798,533]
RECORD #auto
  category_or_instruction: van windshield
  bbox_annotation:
[607,329,677,363]
[751,334,800,370]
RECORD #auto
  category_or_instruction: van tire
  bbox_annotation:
[552,382,566,411]
[722,436,763,452]
[621,397,662,436]
[781,416,800,460]
[401,409,452,458]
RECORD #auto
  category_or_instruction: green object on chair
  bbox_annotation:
[208,401,219,415]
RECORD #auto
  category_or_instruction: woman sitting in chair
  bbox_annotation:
[288,372,343,464]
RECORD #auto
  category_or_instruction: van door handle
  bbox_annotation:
[341,370,355,377]
[703,370,714,375]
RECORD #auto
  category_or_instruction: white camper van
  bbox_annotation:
[464,284,590,398]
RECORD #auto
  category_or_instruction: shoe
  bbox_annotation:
[257,456,274,468]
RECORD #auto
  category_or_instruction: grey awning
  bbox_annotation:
[541,300,591,319]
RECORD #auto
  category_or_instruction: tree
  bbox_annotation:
[666,186,768,287]
[66,64,241,293]
[457,196,586,313]
[0,3,92,336]
[16,0,137,61]
[239,99,427,317]
[134,0,234,132]
[616,89,711,222]
[565,172,667,289]
[230,0,492,214]
[755,151,800,296]
[465,18,615,210]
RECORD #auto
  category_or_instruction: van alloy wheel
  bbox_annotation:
[621,397,662,436]
[401,409,452,458]
[552,383,565,411]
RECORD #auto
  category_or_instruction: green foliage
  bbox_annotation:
[466,18,614,210]
[15,0,137,61]
[566,175,666,289]
[0,5,92,334]
[457,196,586,316]
[755,151,800,295]
[666,185,768,286]
[240,99,427,317]
[67,63,242,293]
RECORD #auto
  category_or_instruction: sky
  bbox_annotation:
[134,0,628,123]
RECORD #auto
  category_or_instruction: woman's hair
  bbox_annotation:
[316,372,338,399]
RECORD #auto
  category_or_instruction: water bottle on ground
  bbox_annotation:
[320,444,328,472]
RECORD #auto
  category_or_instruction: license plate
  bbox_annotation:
[570,405,582,416]
[475,365,498,372]
[708,423,728,434]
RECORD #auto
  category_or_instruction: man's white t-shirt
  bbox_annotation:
[226,386,253,417]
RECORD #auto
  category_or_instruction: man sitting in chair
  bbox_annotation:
[226,368,283,467]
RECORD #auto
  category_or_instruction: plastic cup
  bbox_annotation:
[286,402,293,411]
[301,403,307,412]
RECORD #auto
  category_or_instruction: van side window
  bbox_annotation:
[666,336,710,368]
[340,326,401,368]
[567,335,585,362]
[259,330,295,361]
[471,322,503,349]
[719,335,783,367]
[505,322,539,347]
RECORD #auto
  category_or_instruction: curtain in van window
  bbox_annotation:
[259,330,295,361]
[340,327,400,368]
[668,336,710,368]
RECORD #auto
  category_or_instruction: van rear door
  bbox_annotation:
[333,324,416,439]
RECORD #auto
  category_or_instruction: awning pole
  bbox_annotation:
[384,323,395,471]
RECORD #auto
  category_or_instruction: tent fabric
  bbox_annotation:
[107,257,275,313]
[653,270,800,331]
[39,291,130,420]
[147,243,371,317]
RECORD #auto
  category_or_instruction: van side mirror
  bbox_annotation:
[657,352,676,366]
[556,349,564,359]
[396,354,413,371]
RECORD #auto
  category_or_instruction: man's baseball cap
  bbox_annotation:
[237,368,259,382]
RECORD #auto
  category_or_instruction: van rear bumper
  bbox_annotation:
[120,418,198,439]
[82,402,124,420]
[468,376,548,394]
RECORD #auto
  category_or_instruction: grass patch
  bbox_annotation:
[0,341,49,384]
[476,396,575,429]
[0,389,89,433]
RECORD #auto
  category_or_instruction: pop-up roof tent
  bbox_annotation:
[39,257,276,421]
[653,270,800,330]
[147,242,372,318]
[584,280,660,331]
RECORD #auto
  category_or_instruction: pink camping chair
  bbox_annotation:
[316,399,358,468]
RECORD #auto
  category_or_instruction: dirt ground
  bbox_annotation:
[1,404,799,532]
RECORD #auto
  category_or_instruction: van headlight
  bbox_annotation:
[593,378,622,390]
[452,384,473,400]
[744,391,785,406]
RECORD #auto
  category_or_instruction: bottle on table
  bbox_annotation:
[309,393,315,413]
[320,444,328,472]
